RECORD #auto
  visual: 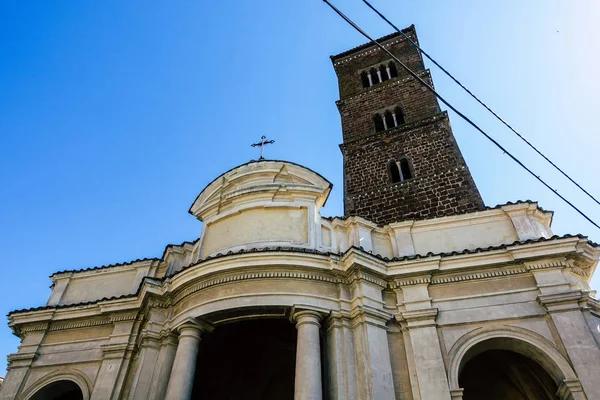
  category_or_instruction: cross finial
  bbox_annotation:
[250,135,275,160]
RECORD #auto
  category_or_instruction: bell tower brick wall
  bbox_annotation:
[332,26,484,225]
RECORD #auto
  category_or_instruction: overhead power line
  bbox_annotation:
[359,0,600,208]
[322,0,600,230]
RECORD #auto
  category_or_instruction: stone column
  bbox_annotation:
[164,320,213,400]
[293,310,323,400]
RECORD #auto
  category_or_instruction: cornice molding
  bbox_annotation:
[172,270,344,305]
[392,275,431,288]
[49,319,112,332]
[432,266,527,285]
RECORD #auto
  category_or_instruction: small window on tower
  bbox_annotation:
[388,62,399,78]
[388,160,401,184]
[394,106,405,125]
[388,157,414,184]
[379,65,389,82]
[384,110,395,130]
[369,67,380,85]
[360,71,370,88]
[373,114,385,132]
[399,158,413,180]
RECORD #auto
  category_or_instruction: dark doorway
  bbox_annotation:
[29,380,84,400]
[191,318,297,400]
[459,350,558,400]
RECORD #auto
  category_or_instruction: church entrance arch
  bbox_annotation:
[448,327,584,400]
[459,349,557,399]
[27,380,84,400]
[190,318,298,400]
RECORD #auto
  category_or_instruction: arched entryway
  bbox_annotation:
[459,349,558,399]
[190,318,298,399]
[448,327,585,400]
[28,380,84,400]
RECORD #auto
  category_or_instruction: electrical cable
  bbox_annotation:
[322,0,600,230]
[359,0,600,208]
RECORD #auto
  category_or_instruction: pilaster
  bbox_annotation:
[0,352,38,400]
[394,276,450,400]
[324,312,359,400]
[538,291,600,399]
[91,314,140,400]
[350,307,395,400]
[0,323,47,400]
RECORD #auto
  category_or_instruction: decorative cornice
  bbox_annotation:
[172,271,343,305]
[392,275,431,288]
[20,323,49,333]
[331,26,415,64]
[524,259,567,271]
[109,313,139,323]
[432,266,527,285]
[347,269,387,288]
[49,319,112,332]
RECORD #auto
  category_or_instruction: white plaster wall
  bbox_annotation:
[412,219,518,255]
[60,269,138,304]
[201,207,308,257]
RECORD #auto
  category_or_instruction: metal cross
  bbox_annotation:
[250,135,275,160]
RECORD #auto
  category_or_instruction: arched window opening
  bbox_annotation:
[360,71,370,88]
[399,158,413,180]
[369,68,380,85]
[30,380,84,400]
[388,160,401,184]
[373,114,385,132]
[394,106,405,125]
[388,61,398,78]
[384,110,394,131]
[379,65,389,82]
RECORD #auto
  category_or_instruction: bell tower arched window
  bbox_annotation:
[394,106,405,125]
[388,61,398,78]
[399,158,413,180]
[373,114,385,132]
[360,71,370,88]
[388,157,414,184]
[379,65,389,82]
[373,105,406,132]
[388,160,401,183]
[369,68,379,85]
[384,110,394,131]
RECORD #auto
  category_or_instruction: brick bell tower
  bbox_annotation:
[331,26,484,225]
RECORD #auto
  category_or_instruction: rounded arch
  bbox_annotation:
[447,326,579,391]
[20,370,91,400]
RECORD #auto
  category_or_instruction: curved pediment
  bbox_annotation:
[189,160,332,223]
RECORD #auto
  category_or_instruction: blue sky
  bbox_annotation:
[1,1,599,376]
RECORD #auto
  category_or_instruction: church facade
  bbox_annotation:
[3,27,600,400]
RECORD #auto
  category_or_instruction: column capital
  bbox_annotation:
[174,318,214,339]
[537,291,587,312]
[291,310,323,328]
[399,308,438,329]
